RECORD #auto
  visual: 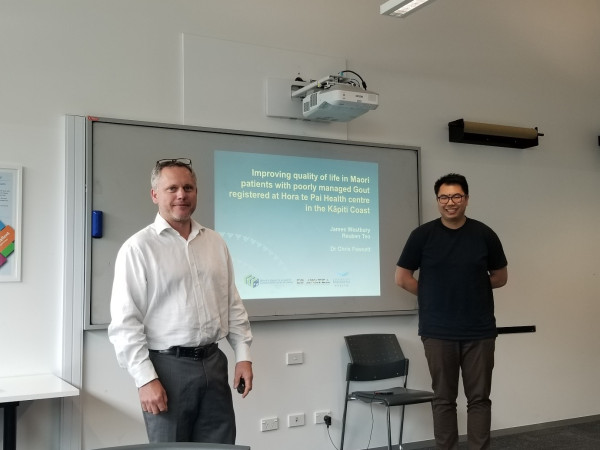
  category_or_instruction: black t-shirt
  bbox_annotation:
[397,217,507,340]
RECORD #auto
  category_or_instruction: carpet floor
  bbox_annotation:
[412,420,600,449]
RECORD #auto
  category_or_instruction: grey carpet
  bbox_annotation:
[413,420,600,449]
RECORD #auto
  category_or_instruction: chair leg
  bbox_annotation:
[340,398,349,450]
[399,404,406,448]
[387,406,392,450]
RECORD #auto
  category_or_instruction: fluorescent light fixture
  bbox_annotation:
[380,0,436,18]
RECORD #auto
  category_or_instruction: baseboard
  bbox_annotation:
[366,414,600,450]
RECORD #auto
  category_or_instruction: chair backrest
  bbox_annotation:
[93,443,250,450]
[345,334,408,382]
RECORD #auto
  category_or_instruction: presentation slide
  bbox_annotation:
[215,150,380,300]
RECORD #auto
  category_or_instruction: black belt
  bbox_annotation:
[149,343,218,360]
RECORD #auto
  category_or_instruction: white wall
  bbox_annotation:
[1,1,600,449]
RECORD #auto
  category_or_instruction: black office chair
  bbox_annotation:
[93,443,250,450]
[340,333,434,450]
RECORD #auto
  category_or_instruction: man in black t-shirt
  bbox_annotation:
[396,173,507,450]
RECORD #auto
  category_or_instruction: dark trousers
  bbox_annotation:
[422,337,495,450]
[144,348,235,444]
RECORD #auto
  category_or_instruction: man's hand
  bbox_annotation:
[138,378,168,415]
[234,361,253,398]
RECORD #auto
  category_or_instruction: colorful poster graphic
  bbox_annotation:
[0,220,15,267]
[0,166,21,281]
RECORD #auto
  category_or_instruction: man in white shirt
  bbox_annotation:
[108,158,253,444]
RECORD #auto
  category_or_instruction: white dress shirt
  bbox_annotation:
[108,213,252,388]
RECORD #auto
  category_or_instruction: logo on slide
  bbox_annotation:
[0,220,15,268]
[245,274,259,288]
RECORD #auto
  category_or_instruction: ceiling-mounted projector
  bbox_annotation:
[302,85,379,122]
[289,73,379,122]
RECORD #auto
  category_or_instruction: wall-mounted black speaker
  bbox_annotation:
[449,119,542,149]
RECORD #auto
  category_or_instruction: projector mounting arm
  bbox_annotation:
[291,76,334,99]
[291,74,364,99]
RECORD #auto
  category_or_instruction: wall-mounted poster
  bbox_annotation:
[0,164,22,282]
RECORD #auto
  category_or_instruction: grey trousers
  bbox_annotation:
[422,337,496,450]
[144,347,236,444]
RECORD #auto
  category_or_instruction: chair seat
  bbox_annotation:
[352,387,434,407]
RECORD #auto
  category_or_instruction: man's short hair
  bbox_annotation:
[434,173,469,195]
[151,158,197,191]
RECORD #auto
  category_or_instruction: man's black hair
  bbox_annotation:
[434,173,469,196]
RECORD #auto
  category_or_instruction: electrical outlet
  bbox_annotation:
[286,351,304,365]
[314,410,332,424]
[260,417,279,432]
[287,412,305,427]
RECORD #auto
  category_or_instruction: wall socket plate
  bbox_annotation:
[314,410,331,424]
[286,351,304,365]
[260,417,279,432]
[288,412,305,427]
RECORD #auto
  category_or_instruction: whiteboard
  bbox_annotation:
[85,117,420,328]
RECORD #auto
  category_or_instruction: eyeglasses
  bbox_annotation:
[437,194,466,204]
[155,158,192,169]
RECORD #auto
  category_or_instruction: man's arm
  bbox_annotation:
[108,241,159,390]
[395,266,418,296]
[223,244,254,397]
[489,266,508,288]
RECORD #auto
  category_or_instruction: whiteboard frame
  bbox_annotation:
[73,116,422,330]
